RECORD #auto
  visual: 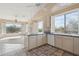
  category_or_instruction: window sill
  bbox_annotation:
[51,32,79,37]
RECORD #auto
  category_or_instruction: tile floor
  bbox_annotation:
[27,45,74,56]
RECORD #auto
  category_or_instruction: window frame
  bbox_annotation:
[65,11,79,34]
[54,15,65,33]
[51,9,79,34]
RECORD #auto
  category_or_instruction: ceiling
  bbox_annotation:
[0,3,46,21]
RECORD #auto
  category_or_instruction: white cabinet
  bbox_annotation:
[48,34,54,46]
[37,35,43,46]
[24,36,28,50]
[42,34,47,45]
[37,34,47,46]
[28,36,37,50]
[55,35,63,49]
[48,34,51,44]
[55,35,73,53]
[28,34,47,50]
[62,36,73,53]
[74,37,79,55]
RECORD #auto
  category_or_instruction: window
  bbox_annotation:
[53,10,79,34]
[37,21,43,34]
[55,15,64,33]
[66,11,79,34]
[5,23,22,33]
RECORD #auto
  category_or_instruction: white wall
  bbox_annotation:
[51,16,55,33]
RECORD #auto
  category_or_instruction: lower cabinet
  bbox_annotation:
[74,37,79,55]
[48,34,51,45]
[37,35,43,46]
[62,36,73,53]
[47,34,79,55]
[55,35,63,49]
[28,34,79,55]
[54,35,73,53]
[48,34,54,46]
[28,36,37,50]
[24,36,28,50]
[42,34,47,45]
[28,34,47,50]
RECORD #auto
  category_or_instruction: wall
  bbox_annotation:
[31,22,37,34]
[43,16,51,33]
[30,16,51,34]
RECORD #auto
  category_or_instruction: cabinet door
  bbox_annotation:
[42,34,47,44]
[62,36,73,53]
[48,34,51,45]
[24,36,28,50]
[55,35,63,49]
[74,37,79,55]
[51,35,55,46]
[28,36,37,50]
[48,34,54,46]
[37,35,43,46]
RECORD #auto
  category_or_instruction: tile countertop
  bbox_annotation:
[48,33,79,37]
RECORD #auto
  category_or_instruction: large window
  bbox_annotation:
[5,23,22,33]
[54,11,79,34]
[37,21,43,34]
[66,11,79,34]
[55,15,64,33]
